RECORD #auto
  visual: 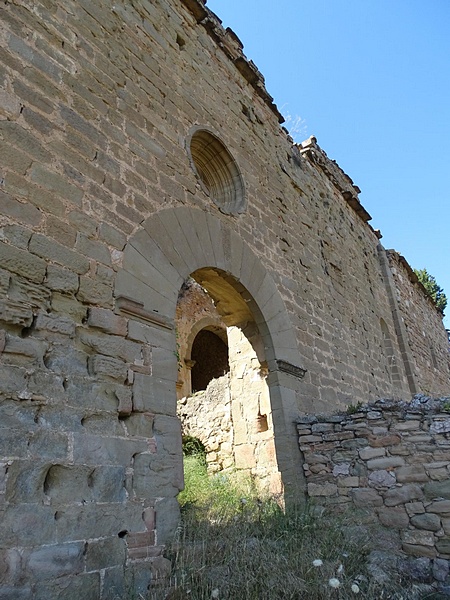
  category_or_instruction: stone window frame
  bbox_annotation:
[186,125,247,215]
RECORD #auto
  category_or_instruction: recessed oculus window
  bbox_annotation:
[187,127,246,215]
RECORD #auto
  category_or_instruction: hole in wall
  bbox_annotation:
[176,33,186,49]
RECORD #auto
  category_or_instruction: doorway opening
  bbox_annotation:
[176,273,281,494]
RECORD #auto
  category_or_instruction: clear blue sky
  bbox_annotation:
[207,0,450,328]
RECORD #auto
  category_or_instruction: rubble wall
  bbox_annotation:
[298,397,450,563]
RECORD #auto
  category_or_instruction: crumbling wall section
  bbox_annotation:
[178,374,234,472]
[298,396,450,564]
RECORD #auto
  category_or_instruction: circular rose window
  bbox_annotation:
[187,127,246,215]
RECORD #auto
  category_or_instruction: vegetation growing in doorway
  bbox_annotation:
[148,455,431,599]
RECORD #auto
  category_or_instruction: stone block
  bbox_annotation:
[54,503,143,543]
[51,293,87,323]
[368,470,396,489]
[123,413,154,438]
[0,504,56,547]
[396,465,429,484]
[433,558,449,582]
[402,530,435,547]
[132,453,182,498]
[45,345,89,376]
[80,331,141,363]
[427,500,450,514]
[5,460,50,504]
[0,587,32,600]
[127,319,176,351]
[351,488,383,507]
[45,464,127,503]
[436,538,450,555]
[384,484,424,507]
[366,456,405,470]
[359,447,386,461]
[73,434,147,467]
[0,240,46,283]
[76,234,111,265]
[81,413,124,436]
[88,355,128,382]
[28,430,69,461]
[78,277,113,307]
[88,307,128,336]
[368,433,401,448]
[26,542,84,581]
[124,562,152,598]
[85,537,126,571]
[406,502,425,516]
[402,544,436,559]
[377,506,409,529]
[45,265,79,293]
[0,548,22,585]
[65,377,118,412]
[30,164,84,207]
[0,299,33,327]
[29,234,89,274]
[393,420,421,431]
[337,476,359,487]
[98,222,127,250]
[155,496,180,546]
[132,373,177,415]
[424,480,450,501]
[35,313,76,337]
[8,275,51,311]
[115,386,133,416]
[234,444,256,469]
[411,513,441,532]
[101,566,126,600]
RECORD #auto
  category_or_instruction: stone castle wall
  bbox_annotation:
[0,0,449,596]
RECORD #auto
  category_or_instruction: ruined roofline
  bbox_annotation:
[182,1,383,240]
[180,0,284,123]
[299,136,383,238]
[386,249,445,317]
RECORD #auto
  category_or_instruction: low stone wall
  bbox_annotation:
[298,396,450,563]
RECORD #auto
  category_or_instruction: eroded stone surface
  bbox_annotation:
[0,0,449,597]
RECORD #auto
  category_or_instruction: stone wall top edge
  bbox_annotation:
[298,136,384,240]
[386,249,445,317]
[180,0,284,124]
[296,395,450,423]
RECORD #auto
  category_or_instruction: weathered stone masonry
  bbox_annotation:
[0,0,449,597]
[298,397,450,568]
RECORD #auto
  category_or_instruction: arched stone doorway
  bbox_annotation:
[115,207,305,513]
[175,277,277,488]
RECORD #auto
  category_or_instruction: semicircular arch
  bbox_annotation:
[115,206,305,500]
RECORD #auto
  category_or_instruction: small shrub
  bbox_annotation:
[346,401,363,415]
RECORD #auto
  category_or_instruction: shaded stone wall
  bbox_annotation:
[298,396,450,562]
[178,375,234,473]
[387,251,450,395]
[0,0,448,596]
